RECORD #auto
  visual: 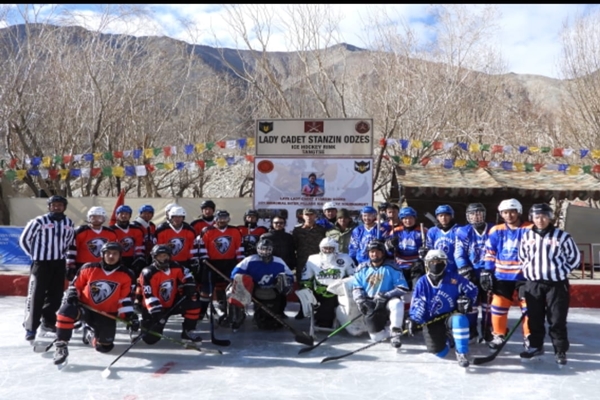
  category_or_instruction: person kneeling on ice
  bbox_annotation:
[352,240,409,348]
[406,249,478,368]
[53,242,138,366]
[226,238,294,331]
[296,237,356,332]
[139,244,203,344]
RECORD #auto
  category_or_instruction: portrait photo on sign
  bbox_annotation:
[301,173,325,197]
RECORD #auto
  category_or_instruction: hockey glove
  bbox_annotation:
[406,318,418,337]
[479,270,495,292]
[65,287,79,306]
[458,265,477,284]
[125,312,140,332]
[357,298,376,316]
[182,282,196,298]
[374,293,389,311]
[188,259,201,276]
[456,295,472,314]
[418,247,428,260]
[384,236,399,254]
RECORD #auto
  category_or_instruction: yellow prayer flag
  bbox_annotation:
[164,163,174,171]
[402,156,412,165]
[468,143,480,152]
[454,159,467,168]
[195,143,206,153]
[93,152,103,161]
[247,138,255,147]
[591,149,600,159]
[144,148,154,159]
[411,140,422,149]
[567,165,580,175]
[59,169,69,180]
[16,169,27,180]
[529,147,540,153]
[216,157,227,167]
[113,166,125,178]
[514,162,524,172]
[42,156,52,168]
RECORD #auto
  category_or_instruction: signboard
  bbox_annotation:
[254,158,373,231]
[0,226,32,270]
[256,118,373,157]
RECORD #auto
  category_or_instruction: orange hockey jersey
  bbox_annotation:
[191,218,215,237]
[139,262,194,311]
[111,224,145,258]
[67,226,118,267]
[199,225,244,261]
[155,223,198,263]
[74,262,136,315]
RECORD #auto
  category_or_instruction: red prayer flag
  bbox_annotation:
[433,141,443,150]
[534,163,544,172]
[478,160,489,168]
[492,145,503,153]
[552,148,564,157]
[593,165,600,173]
[196,160,205,169]
[109,188,126,226]
[420,157,431,166]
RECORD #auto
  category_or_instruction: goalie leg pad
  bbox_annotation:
[227,274,254,308]
[295,288,318,316]
[253,298,283,330]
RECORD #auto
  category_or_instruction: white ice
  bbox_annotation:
[1,296,599,400]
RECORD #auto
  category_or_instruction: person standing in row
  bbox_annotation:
[518,203,580,365]
[20,195,75,341]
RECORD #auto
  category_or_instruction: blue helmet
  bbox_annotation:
[116,205,133,215]
[139,204,154,214]
[435,205,454,218]
[399,207,417,219]
[361,206,377,215]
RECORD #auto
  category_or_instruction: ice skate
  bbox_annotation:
[390,328,402,349]
[181,330,203,343]
[53,341,69,369]
[456,352,470,368]
[519,346,544,361]
[555,351,567,366]
[488,333,505,350]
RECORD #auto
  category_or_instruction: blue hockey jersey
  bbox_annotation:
[454,223,494,270]
[389,225,427,268]
[348,223,390,264]
[230,255,294,288]
[352,260,409,300]
[426,224,461,273]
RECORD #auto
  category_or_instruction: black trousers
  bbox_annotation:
[23,260,66,331]
[523,280,570,353]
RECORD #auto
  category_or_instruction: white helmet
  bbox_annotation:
[165,203,178,214]
[498,199,522,214]
[319,237,339,263]
[168,206,186,219]
[424,249,447,263]
[323,202,337,211]
[87,206,107,222]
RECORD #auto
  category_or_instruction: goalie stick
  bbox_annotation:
[207,271,232,347]
[472,312,526,366]
[202,259,314,346]
[320,312,450,363]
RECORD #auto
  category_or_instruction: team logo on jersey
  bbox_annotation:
[213,236,232,254]
[354,161,370,174]
[336,259,344,265]
[258,274,273,286]
[87,238,109,258]
[244,235,258,244]
[159,279,174,303]
[120,237,134,253]
[259,122,274,134]
[90,280,118,304]
[168,238,184,256]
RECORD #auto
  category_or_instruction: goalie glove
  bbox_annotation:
[275,272,293,296]
[295,288,318,316]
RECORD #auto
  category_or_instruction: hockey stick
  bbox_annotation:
[207,271,232,347]
[472,312,526,366]
[478,291,493,344]
[298,313,363,355]
[202,259,314,346]
[320,312,450,364]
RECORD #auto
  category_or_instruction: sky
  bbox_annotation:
[2,4,599,79]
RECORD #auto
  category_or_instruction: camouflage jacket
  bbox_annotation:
[292,224,326,279]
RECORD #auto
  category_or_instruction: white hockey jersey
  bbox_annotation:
[301,253,356,297]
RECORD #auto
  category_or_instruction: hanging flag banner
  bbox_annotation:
[255,118,373,157]
[0,227,31,270]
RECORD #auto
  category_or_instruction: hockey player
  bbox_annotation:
[198,210,244,324]
[237,209,268,256]
[154,206,198,269]
[454,203,494,342]
[384,203,402,230]
[481,198,532,350]
[298,237,356,329]
[518,203,580,365]
[226,238,294,330]
[66,206,117,280]
[138,244,203,344]
[316,202,338,230]
[190,200,217,237]
[406,249,479,368]
[385,206,427,291]
[110,205,146,275]
[53,242,138,366]
[425,205,461,274]
[131,204,156,263]
[348,206,389,265]
[353,240,408,348]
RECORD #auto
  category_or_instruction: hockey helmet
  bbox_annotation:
[319,237,339,254]
[47,195,68,209]
[168,206,186,219]
[139,204,154,214]
[101,241,123,256]
[116,205,133,215]
[200,200,216,210]
[529,203,554,221]
[87,206,107,223]
[244,209,259,218]
[466,203,486,226]
[498,198,522,214]
[256,238,274,262]
[424,249,447,277]
[399,207,417,219]
[435,205,454,218]
[323,202,338,211]
[151,244,172,268]
[367,240,386,254]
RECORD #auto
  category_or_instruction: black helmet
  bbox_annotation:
[466,203,486,227]
[201,200,216,210]
[101,242,122,257]
[256,238,274,262]
[378,202,391,211]
[529,203,554,221]
[244,209,259,218]
[47,195,68,209]
[151,244,172,258]
[367,240,386,253]
[216,210,230,219]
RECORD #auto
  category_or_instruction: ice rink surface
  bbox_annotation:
[1,295,599,400]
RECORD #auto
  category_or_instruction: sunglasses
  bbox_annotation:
[273,221,285,225]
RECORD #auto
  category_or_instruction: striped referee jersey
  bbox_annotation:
[19,214,75,261]
[518,227,580,282]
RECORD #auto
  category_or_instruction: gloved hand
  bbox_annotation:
[125,312,140,332]
[406,318,418,337]
[418,247,428,259]
[66,287,78,306]
[458,265,476,283]
[182,282,196,297]
[132,257,147,274]
[479,270,495,292]
[384,236,399,254]
[189,259,201,275]
[456,295,472,314]
[357,298,376,316]
[374,292,389,311]
[149,305,164,324]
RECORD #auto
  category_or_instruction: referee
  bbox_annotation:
[20,195,75,341]
[518,203,580,365]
